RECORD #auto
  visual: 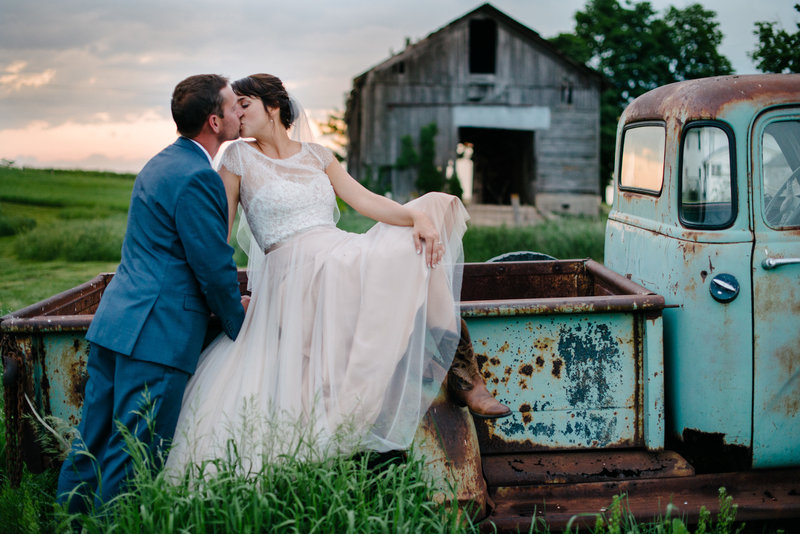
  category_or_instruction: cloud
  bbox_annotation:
[0,61,56,93]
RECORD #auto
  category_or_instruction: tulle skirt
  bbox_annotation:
[165,192,469,475]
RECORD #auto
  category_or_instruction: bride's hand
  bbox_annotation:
[411,210,443,268]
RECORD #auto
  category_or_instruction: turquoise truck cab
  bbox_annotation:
[605,74,800,470]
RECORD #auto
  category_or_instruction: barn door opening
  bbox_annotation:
[459,127,534,205]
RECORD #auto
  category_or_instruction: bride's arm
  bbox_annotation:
[326,160,443,267]
[219,166,241,241]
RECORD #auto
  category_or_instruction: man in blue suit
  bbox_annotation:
[57,74,248,512]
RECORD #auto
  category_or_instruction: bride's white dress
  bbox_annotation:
[165,139,469,474]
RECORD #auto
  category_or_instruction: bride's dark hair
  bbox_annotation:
[232,74,295,129]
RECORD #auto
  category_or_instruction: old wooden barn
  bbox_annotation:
[345,3,603,217]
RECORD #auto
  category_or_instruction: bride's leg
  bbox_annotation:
[409,194,510,419]
[446,318,511,419]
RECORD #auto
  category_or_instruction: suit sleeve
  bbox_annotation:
[175,169,245,340]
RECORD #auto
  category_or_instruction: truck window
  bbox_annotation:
[763,120,800,228]
[619,124,665,193]
[679,124,736,228]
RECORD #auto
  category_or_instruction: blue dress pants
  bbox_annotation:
[56,342,189,513]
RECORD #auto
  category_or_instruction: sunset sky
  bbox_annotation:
[1,0,797,174]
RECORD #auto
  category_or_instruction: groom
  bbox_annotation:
[57,74,247,512]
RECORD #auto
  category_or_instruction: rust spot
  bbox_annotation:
[483,370,492,379]
[492,377,499,384]
[533,339,551,350]
[773,341,800,416]
[535,356,545,367]
[520,403,531,412]
[522,413,532,424]
[520,364,533,376]
[498,341,510,353]
[518,378,528,389]
[504,366,512,377]
[490,357,501,366]
[551,358,563,378]
[700,270,708,283]
[68,358,88,407]
[476,353,488,367]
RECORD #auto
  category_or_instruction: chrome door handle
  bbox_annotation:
[762,257,800,270]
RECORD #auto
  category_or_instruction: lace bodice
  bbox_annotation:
[220,140,337,250]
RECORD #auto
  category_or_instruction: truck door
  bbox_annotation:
[751,109,800,468]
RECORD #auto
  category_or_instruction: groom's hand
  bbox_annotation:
[241,295,251,313]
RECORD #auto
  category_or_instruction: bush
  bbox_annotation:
[0,212,36,237]
[15,217,125,262]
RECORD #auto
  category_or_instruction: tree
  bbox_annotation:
[394,123,448,196]
[551,0,732,186]
[751,4,800,73]
[416,123,445,194]
[663,4,733,80]
[318,109,348,162]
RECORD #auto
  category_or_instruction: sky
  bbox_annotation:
[1,0,797,174]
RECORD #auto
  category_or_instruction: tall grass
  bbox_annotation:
[463,216,606,263]
[42,400,476,534]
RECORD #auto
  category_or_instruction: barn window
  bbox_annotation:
[469,19,497,74]
[561,81,574,104]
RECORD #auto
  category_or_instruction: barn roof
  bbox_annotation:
[353,2,603,84]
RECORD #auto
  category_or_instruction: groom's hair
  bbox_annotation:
[171,74,228,138]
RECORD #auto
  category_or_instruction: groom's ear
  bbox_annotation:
[208,113,221,134]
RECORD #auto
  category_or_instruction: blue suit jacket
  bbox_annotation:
[87,137,245,374]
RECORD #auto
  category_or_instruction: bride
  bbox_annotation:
[165,73,509,475]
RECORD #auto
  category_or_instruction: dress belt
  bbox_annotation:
[264,224,336,254]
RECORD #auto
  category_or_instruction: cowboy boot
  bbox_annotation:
[447,319,511,419]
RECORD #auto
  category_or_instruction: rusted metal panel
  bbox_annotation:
[466,312,646,452]
[484,467,800,532]
[607,220,755,453]
[482,450,693,487]
[621,74,800,125]
[750,109,800,468]
[4,274,111,320]
[413,363,491,518]
[39,333,90,427]
[457,259,664,453]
